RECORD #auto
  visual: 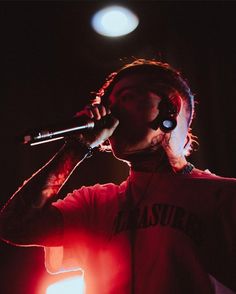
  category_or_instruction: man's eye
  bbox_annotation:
[120,91,136,101]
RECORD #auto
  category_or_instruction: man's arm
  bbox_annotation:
[0,105,118,247]
[0,140,90,247]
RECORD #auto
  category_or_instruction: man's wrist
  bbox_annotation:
[77,138,93,158]
[65,136,93,158]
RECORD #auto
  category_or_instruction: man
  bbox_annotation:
[0,59,236,293]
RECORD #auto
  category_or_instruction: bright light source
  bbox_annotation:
[91,5,139,37]
[46,275,85,294]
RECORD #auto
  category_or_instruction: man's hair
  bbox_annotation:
[94,58,197,155]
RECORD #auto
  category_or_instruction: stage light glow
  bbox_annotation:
[91,5,139,37]
[46,275,85,294]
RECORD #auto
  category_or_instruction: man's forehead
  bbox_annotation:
[110,73,174,96]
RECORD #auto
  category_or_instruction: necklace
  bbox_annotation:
[177,162,195,174]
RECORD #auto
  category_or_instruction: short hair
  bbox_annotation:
[94,58,197,155]
[95,58,195,125]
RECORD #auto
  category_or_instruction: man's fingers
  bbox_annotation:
[88,104,109,120]
[75,104,110,120]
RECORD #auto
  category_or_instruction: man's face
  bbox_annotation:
[107,73,165,159]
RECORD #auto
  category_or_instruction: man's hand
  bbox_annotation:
[74,104,119,148]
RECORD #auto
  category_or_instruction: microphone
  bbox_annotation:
[22,114,111,146]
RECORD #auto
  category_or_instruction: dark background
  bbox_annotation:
[1,1,236,293]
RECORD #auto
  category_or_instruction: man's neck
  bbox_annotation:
[127,149,188,173]
[127,149,171,173]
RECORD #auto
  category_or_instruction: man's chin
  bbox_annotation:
[112,146,159,161]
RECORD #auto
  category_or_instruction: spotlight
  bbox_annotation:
[91,5,139,37]
[46,275,85,294]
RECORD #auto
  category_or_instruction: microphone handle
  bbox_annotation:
[22,114,113,146]
[23,120,95,146]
